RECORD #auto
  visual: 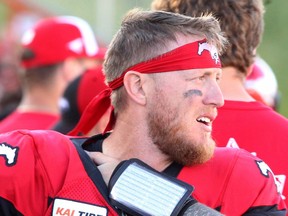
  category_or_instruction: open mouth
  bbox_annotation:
[196,116,212,126]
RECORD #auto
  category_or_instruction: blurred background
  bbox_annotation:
[0,0,287,117]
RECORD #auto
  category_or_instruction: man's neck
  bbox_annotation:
[219,67,255,102]
[18,89,60,114]
[102,117,172,172]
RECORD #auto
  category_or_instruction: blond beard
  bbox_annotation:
[147,89,215,166]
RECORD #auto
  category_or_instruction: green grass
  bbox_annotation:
[257,1,288,117]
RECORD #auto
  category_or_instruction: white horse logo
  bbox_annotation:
[198,41,220,64]
[0,143,19,166]
[256,160,283,194]
[257,160,272,177]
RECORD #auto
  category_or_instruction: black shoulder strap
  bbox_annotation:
[69,136,110,204]
[163,161,183,177]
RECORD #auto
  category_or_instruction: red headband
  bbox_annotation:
[69,39,221,135]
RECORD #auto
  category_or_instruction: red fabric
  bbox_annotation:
[179,147,286,215]
[247,63,264,80]
[69,89,113,136]
[0,130,285,215]
[0,130,118,215]
[109,39,221,90]
[213,100,288,208]
[69,39,222,136]
[0,110,60,133]
[52,67,108,134]
[21,16,99,69]
[246,88,267,105]
[77,67,108,114]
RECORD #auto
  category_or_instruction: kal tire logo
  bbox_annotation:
[53,198,108,216]
[0,142,19,166]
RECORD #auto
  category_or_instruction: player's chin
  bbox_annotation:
[196,137,216,163]
[183,139,215,166]
[204,139,216,159]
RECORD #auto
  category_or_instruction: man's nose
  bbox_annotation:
[204,81,224,107]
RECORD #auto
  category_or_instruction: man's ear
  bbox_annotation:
[123,71,147,105]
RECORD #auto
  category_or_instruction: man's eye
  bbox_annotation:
[198,76,205,81]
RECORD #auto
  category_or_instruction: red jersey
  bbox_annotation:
[0,130,118,216]
[213,100,288,208]
[0,130,286,215]
[0,110,60,133]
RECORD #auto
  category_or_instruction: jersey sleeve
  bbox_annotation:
[222,148,286,215]
[0,130,71,215]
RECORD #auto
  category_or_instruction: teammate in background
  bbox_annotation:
[0,15,101,133]
[246,56,280,111]
[151,0,288,206]
[0,40,22,121]
[52,66,110,135]
[0,56,22,121]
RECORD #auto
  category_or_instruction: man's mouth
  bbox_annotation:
[196,116,212,126]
